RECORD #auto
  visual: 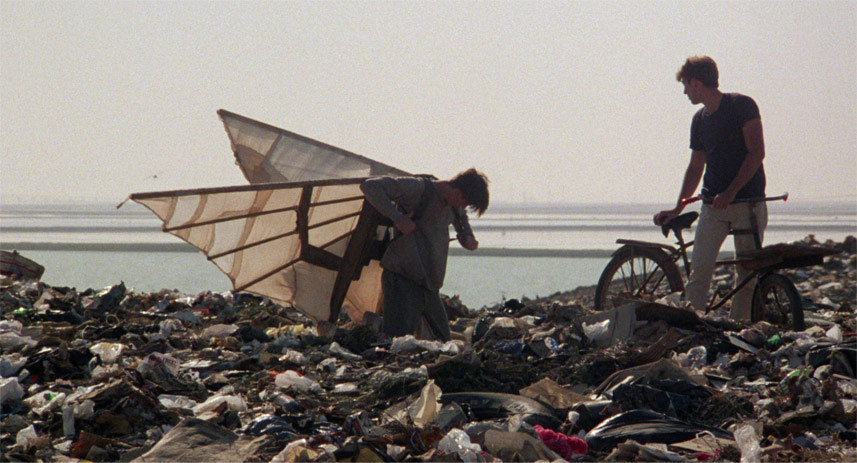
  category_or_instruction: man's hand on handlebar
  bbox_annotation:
[653,207,682,226]
[711,189,737,210]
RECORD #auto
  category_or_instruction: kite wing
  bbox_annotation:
[130,178,389,324]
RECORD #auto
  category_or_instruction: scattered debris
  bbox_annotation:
[1,236,855,462]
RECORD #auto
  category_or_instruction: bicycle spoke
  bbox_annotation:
[596,246,683,310]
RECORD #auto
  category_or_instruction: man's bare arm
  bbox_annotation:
[654,150,705,225]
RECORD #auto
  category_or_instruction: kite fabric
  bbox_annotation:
[218,109,409,184]
[131,178,389,323]
[128,110,416,323]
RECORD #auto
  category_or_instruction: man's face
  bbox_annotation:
[682,78,701,105]
[448,188,469,208]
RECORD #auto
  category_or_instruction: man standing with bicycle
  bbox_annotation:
[654,56,767,321]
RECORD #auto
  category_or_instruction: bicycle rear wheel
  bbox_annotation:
[752,273,804,331]
[594,246,683,310]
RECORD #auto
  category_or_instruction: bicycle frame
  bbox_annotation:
[613,193,789,311]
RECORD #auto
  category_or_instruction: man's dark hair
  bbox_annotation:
[450,168,489,216]
[676,55,719,88]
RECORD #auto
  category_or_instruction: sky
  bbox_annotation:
[2,0,855,206]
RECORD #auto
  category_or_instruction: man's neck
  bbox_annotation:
[434,180,451,203]
[701,90,724,114]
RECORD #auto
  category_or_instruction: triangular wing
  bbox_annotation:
[218,109,409,184]
[130,178,385,323]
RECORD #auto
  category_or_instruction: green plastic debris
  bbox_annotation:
[786,368,807,379]
[765,334,783,349]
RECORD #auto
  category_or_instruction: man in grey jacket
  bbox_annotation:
[360,168,489,341]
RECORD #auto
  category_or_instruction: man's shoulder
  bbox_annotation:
[725,93,760,119]
[725,92,758,106]
[361,175,426,195]
[726,92,753,99]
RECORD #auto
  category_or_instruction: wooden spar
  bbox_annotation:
[129,177,370,201]
[206,210,361,260]
[162,195,363,232]
[234,256,302,292]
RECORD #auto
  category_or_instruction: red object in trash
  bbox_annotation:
[534,425,588,458]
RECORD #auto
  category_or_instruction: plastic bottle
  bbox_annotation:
[734,425,761,463]
[545,337,561,353]
[567,411,580,427]
[62,405,75,437]
[333,383,358,394]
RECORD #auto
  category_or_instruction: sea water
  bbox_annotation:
[2,201,854,308]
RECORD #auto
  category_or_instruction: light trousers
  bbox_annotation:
[686,202,768,321]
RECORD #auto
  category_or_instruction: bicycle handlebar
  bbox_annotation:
[680,192,788,207]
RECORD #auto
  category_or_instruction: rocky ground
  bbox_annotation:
[0,235,854,462]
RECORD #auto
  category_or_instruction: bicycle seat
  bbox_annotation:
[662,211,699,237]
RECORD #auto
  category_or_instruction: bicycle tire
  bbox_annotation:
[752,273,804,331]
[594,246,683,310]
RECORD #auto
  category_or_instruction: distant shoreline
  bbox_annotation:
[2,223,856,234]
[0,241,616,258]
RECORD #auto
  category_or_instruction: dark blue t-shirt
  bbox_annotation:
[690,93,766,199]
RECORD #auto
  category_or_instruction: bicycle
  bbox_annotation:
[593,193,837,331]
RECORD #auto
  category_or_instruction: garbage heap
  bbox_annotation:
[1,236,855,462]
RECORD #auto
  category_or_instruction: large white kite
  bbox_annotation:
[128,110,410,324]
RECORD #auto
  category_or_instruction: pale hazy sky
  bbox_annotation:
[2,0,855,206]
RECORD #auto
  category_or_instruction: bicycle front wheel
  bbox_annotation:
[594,246,683,310]
[752,273,804,331]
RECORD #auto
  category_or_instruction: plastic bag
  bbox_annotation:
[0,332,37,350]
[0,354,27,377]
[329,342,362,360]
[201,323,238,338]
[270,438,320,463]
[192,394,248,415]
[826,325,843,342]
[0,377,24,404]
[437,428,482,462]
[280,349,307,365]
[159,318,185,335]
[674,346,707,370]
[158,394,199,410]
[90,342,124,364]
[408,379,442,428]
[16,424,37,448]
[274,370,323,393]
[582,319,610,342]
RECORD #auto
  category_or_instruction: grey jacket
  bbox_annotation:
[360,176,472,290]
